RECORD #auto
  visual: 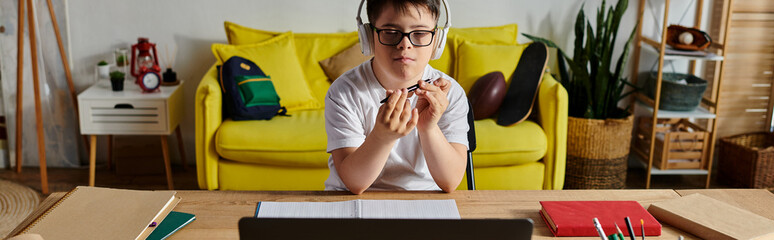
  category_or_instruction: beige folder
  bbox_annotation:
[15,186,179,240]
[648,193,774,240]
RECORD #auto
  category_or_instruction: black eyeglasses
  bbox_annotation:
[372,26,436,47]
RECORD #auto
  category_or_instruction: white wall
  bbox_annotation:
[60,0,712,165]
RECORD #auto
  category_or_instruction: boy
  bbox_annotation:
[324,0,468,194]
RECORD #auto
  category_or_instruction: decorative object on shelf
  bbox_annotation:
[666,25,711,51]
[645,72,707,111]
[161,44,180,86]
[137,67,161,93]
[718,132,774,189]
[110,71,125,91]
[524,0,636,189]
[97,60,109,79]
[114,47,129,73]
[130,37,160,79]
[162,68,178,86]
[130,37,162,92]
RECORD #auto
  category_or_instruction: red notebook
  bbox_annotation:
[539,201,661,237]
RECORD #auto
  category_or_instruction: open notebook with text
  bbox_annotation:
[255,199,461,219]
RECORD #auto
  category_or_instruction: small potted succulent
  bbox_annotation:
[97,60,110,79]
[109,71,125,91]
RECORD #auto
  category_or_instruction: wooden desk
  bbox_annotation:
[15,189,774,239]
[166,190,688,239]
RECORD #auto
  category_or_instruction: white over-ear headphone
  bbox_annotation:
[356,0,451,60]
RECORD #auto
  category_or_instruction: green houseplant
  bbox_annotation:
[109,71,125,91]
[97,60,110,79]
[523,0,636,189]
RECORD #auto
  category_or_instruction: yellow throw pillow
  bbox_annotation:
[211,32,320,111]
[428,24,520,80]
[224,21,275,44]
[456,41,527,93]
[224,21,359,104]
[448,24,519,44]
[319,43,372,82]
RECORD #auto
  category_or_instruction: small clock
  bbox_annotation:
[139,71,161,92]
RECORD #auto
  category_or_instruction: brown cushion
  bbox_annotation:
[319,43,372,82]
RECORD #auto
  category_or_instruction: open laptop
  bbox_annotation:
[238,217,533,240]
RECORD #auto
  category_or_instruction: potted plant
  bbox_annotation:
[524,0,636,189]
[109,71,125,91]
[97,60,110,79]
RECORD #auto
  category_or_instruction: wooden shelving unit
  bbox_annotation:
[629,0,734,189]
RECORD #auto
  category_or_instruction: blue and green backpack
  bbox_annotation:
[219,56,288,120]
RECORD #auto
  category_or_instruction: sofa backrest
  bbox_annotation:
[222,21,527,108]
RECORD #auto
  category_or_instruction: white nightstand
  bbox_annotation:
[77,80,185,189]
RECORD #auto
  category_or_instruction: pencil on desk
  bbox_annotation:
[615,223,625,240]
[640,219,645,240]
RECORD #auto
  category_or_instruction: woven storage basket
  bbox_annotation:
[565,115,634,189]
[718,132,774,189]
[645,72,707,111]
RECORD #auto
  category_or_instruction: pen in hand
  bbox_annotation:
[379,78,434,104]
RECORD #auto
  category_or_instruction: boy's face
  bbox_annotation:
[371,3,437,83]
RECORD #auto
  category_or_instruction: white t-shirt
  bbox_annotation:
[324,60,469,191]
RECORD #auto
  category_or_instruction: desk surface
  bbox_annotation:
[19,189,774,239]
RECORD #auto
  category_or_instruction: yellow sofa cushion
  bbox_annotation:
[433,24,520,79]
[456,41,527,93]
[458,161,545,190]
[224,21,358,104]
[218,159,329,190]
[215,109,329,167]
[473,119,547,167]
[211,32,320,111]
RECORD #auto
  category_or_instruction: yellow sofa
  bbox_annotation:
[196,22,567,191]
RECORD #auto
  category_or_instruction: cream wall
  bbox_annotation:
[31,0,714,166]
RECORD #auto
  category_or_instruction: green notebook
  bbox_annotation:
[147,211,196,240]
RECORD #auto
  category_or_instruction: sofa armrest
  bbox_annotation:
[537,74,568,190]
[195,64,223,190]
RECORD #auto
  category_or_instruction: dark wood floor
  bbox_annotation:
[0,164,199,197]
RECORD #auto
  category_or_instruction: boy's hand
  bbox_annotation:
[415,78,450,131]
[372,88,419,142]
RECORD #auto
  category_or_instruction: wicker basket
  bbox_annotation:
[565,115,634,189]
[718,132,774,189]
[645,72,707,111]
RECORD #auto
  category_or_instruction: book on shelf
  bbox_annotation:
[648,193,774,240]
[12,186,179,240]
[255,199,460,219]
[539,201,661,237]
